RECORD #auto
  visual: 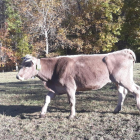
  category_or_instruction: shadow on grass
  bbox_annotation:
[0,80,43,87]
[97,111,140,116]
[0,104,92,118]
[0,80,46,95]
[0,105,42,117]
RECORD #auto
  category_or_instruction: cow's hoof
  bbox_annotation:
[113,109,120,114]
[114,106,121,114]
[39,114,46,118]
[113,111,119,114]
[68,115,75,120]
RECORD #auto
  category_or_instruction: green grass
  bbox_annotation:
[0,64,140,139]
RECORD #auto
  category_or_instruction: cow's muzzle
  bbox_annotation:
[16,74,24,81]
[16,75,19,80]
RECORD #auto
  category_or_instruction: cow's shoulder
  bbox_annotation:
[51,56,75,82]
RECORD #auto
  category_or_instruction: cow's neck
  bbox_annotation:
[36,58,54,82]
[37,73,48,81]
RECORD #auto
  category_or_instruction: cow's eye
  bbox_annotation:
[24,62,32,67]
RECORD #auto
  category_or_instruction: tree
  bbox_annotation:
[120,0,140,52]
[2,0,140,58]
[58,0,124,53]
[4,0,32,57]
[12,0,65,55]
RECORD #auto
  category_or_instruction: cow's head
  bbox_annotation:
[16,55,41,81]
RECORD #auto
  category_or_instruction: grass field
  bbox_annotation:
[0,64,140,139]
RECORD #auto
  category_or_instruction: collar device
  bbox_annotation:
[36,59,41,71]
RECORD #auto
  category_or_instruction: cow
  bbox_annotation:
[16,49,140,119]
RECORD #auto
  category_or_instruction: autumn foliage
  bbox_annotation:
[0,0,140,71]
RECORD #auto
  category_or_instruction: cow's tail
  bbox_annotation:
[124,49,136,63]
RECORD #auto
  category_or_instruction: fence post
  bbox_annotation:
[16,63,18,71]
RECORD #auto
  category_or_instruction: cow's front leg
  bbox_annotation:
[67,90,76,119]
[114,85,128,113]
[40,91,56,118]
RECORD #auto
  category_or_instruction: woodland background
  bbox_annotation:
[0,0,140,71]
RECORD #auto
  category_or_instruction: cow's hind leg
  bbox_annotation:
[40,91,56,118]
[131,83,140,111]
[114,85,128,113]
[121,82,140,113]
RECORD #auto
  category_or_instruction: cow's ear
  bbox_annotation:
[30,60,34,65]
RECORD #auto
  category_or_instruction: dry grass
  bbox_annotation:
[0,64,140,139]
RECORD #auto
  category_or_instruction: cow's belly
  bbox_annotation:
[75,70,110,91]
[76,79,110,91]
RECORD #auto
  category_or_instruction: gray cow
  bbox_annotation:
[16,49,140,119]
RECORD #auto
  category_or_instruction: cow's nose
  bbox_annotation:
[16,75,19,80]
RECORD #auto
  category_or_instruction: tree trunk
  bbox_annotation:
[45,30,49,55]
